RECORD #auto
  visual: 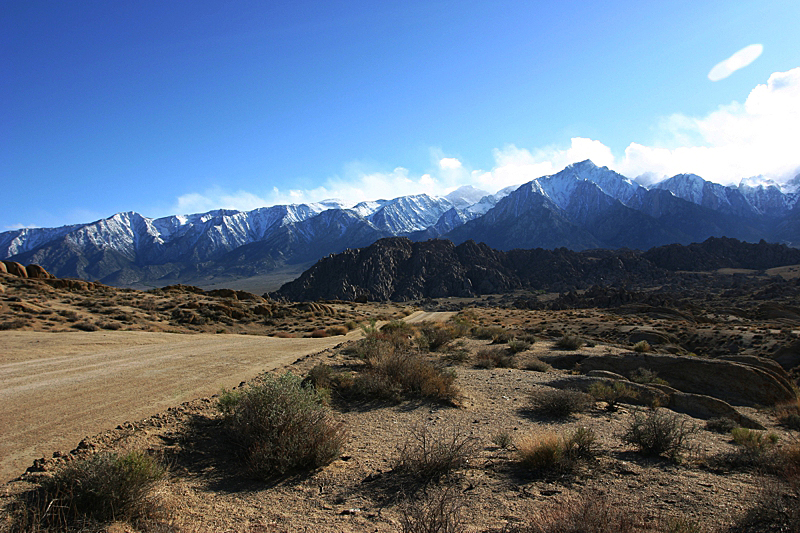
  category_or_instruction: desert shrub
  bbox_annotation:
[380,320,415,344]
[782,412,800,430]
[396,422,478,483]
[98,320,122,330]
[472,325,512,343]
[475,347,515,369]
[352,331,395,363]
[529,388,593,418]
[507,338,532,354]
[727,482,800,533]
[629,367,669,385]
[218,372,346,478]
[304,364,354,393]
[588,381,639,411]
[352,351,459,403]
[555,335,584,350]
[399,485,467,533]
[12,451,166,530]
[516,427,597,473]
[0,318,27,330]
[492,431,514,449]
[562,426,598,460]
[326,325,348,336]
[73,321,99,332]
[714,436,799,476]
[273,331,296,338]
[705,417,739,434]
[731,427,779,450]
[59,309,79,321]
[344,320,358,331]
[526,358,552,372]
[448,314,473,338]
[310,328,330,338]
[503,493,644,533]
[443,345,471,363]
[417,324,456,352]
[632,340,652,353]
[622,408,697,459]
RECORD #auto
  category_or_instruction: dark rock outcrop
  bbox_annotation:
[274,237,671,302]
[575,353,795,407]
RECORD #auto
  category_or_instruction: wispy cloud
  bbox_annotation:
[708,44,763,81]
[169,68,800,215]
[3,223,40,231]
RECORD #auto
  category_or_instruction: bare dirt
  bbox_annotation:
[0,330,369,483]
[2,274,800,532]
[0,310,450,483]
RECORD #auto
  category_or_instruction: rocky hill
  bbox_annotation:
[274,236,800,302]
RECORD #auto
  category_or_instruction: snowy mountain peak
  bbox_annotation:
[445,185,490,208]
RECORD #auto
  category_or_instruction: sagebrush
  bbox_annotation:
[219,372,346,478]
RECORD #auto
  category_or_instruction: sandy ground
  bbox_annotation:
[0,311,453,483]
[0,330,364,483]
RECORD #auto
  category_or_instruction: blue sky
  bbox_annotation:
[3,0,800,230]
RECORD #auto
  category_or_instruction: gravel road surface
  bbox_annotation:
[0,330,358,482]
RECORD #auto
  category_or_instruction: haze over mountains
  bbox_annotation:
[3,161,799,288]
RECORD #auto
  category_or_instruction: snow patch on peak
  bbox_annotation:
[445,185,489,208]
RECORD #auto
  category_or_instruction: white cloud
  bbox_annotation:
[174,189,271,215]
[617,67,800,184]
[169,68,800,215]
[708,44,763,81]
[438,157,462,170]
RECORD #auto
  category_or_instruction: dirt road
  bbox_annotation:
[0,330,359,482]
[402,311,456,323]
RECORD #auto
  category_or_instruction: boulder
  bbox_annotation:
[235,290,262,301]
[719,355,795,393]
[627,329,677,346]
[207,289,239,300]
[0,262,6,274]
[576,353,796,407]
[44,279,92,291]
[550,375,765,428]
[772,340,800,371]
[2,261,28,278]
[25,264,51,279]
[668,392,764,429]
[586,370,628,380]
[549,376,670,408]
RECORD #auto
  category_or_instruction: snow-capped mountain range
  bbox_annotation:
[2,160,799,287]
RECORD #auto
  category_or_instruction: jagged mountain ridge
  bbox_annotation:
[274,235,800,302]
[3,161,799,286]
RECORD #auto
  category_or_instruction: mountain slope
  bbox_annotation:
[4,160,798,287]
